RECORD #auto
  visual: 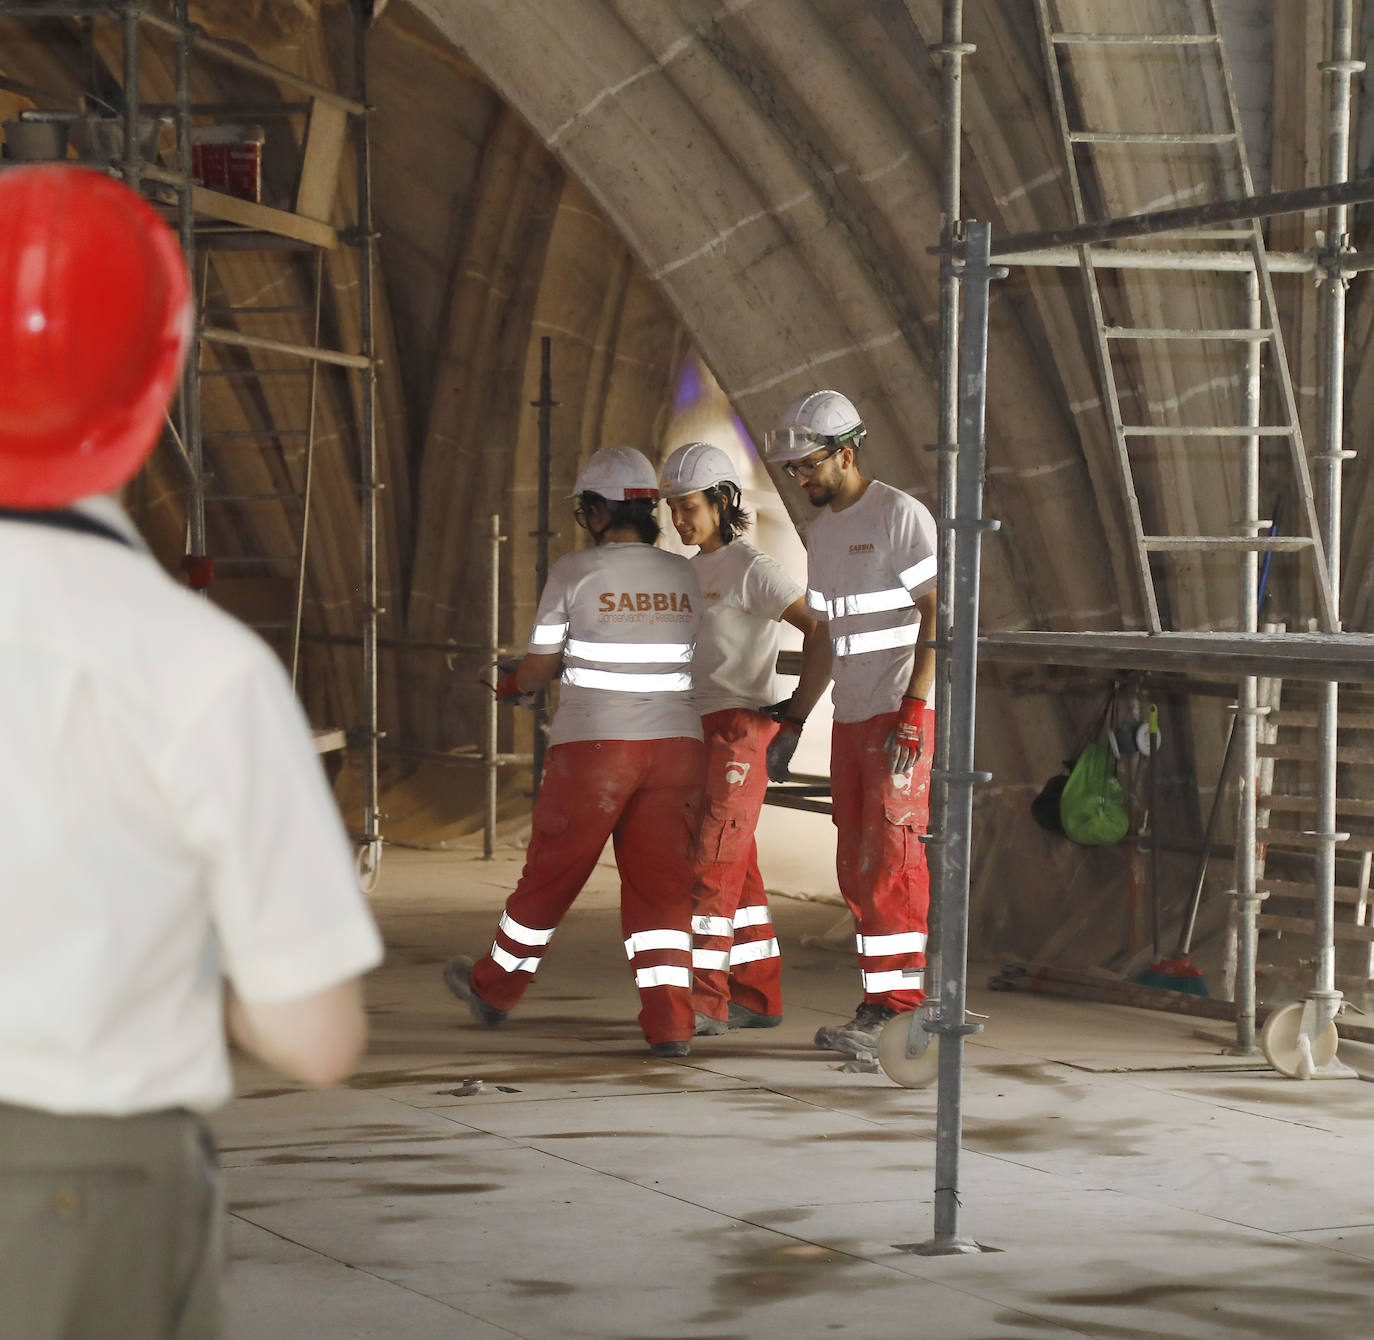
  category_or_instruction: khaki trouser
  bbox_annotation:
[0,1101,224,1340]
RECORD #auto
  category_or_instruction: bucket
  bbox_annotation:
[1,118,70,162]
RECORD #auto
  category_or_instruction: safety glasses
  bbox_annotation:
[781,444,842,479]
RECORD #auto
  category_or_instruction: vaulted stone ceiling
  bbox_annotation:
[3,0,1369,962]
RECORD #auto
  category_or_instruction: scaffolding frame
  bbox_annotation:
[0,0,384,886]
[916,0,1374,1254]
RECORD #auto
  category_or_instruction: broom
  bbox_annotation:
[1134,507,1281,996]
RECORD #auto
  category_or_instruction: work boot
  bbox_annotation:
[728,1002,783,1030]
[814,1002,898,1055]
[694,1011,728,1036]
[442,956,508,1027]
[649,1040,691,1058]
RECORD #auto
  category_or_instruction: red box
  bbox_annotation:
[191,127,264,203]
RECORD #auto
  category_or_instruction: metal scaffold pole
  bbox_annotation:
[353,5,382,890]
[171,0,206,568]
[530,337,557,797]
[924,0,972,995]
[904,221,1002,1257]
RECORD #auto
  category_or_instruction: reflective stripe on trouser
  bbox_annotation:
[688,709,783,1022]
[469,736,704,1044]
[830,707,932,1010]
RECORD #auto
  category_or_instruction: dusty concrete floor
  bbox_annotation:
[215,844,1374,1339]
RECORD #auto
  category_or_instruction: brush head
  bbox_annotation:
[1134,958,1210,997]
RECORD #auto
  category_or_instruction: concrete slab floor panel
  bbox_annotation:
[225,1149,1083,1340]
[227,1218,517,1340]
[750,1167,1374,1340]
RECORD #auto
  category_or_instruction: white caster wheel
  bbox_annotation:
[356,838,383,894]
[1261,1001,1338,1078]
[877,1010,939,1088]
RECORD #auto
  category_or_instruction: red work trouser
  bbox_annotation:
[689,709,784,1023]
[469,736,704,1044]
[830,705,933,1011]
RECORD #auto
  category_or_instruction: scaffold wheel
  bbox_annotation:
[877,1010,939,1088]
[1261,1000,1339,1078]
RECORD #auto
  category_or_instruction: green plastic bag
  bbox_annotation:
[1059,742,1128,846]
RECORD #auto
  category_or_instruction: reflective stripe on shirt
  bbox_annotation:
[566,638,692,665]
[831,622,923,658]
[563,666,693,693]
[900,555,937,591]
[823,586,913,619]
[530,620,569,648]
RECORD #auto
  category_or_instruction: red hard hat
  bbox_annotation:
[0,166,191,507]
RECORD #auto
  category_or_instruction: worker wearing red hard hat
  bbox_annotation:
[766,390,937,1059]
[443,446,705,1056]
[0,167,382,1337]
[659,441,831,1035]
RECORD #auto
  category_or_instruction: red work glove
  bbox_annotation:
[886,695,927,773]
[490,658,535,709]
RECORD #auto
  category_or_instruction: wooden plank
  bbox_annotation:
[1256,914,1374,942]
[1258,829,1374,853]
[1256,878,1365,905]
[313,728,347,754]
[191,182,337,249]
[1261,794,1374,817]
[977,631,1374,684]
[1257,742,1374,765]
[295,99,348,223]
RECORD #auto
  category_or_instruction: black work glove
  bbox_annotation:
[763,698,805,783]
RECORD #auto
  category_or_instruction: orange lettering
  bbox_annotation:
[636,593,651,611]
[679,593,692,613]
[599,592,615,612]
[618,593,635,611]
[653,593,669,611]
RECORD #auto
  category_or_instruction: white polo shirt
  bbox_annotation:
[528,541,703,746]
[804,480,938,723]
[0,497,383,1117]
[690,539,803,716]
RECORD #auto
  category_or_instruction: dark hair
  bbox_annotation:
[579,491,660,545]
[704,481,751,544]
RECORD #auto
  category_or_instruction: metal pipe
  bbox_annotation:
[136,9,366,113]
[200,326,371,370]
[120,3,142,193]
[1309,0,1361,1025]
[172,0,205,572]
[291,250,324,690]
[354,10,381,877]
[1230,270,1262,1050]
[925,0,971,997]
[923,221,1001,1255]
[532,336,555,797]
[972,177,1374,257]
[485,514,503,860]
[995,247,1316,273]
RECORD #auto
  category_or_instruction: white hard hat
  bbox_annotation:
[569,445,660,502]
[764,389,866,462]
[658,441,741,499]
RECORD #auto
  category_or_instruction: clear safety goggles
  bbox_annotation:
[763,425,829,461]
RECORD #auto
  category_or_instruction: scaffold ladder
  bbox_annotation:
[1033,0,1336,634]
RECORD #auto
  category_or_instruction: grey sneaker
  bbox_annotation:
[728,1002,783,1030]
[649,1040,691,1058]
[814,1002,898,1054]
[442,956,508,1027]
[694,1011,729,1036]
